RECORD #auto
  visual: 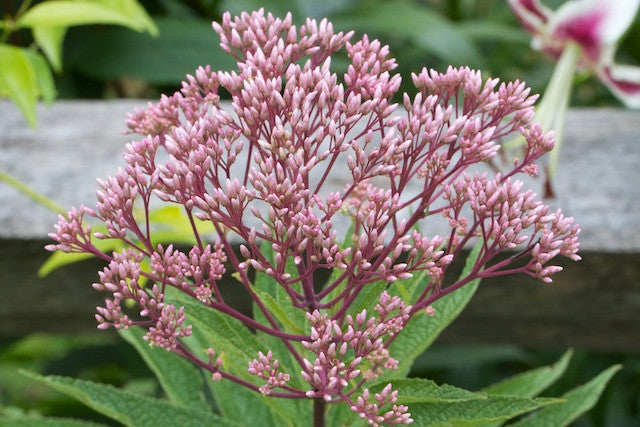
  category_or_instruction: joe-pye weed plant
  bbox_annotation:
[30,9,620,427]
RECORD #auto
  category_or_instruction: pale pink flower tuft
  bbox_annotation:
[47,8,582,424]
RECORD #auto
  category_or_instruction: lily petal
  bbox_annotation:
[598,64,640,108]
[508,0,551,34]
[548,0,640,64]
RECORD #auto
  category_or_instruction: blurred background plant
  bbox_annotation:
[24,0,639,106]
[1,0,639,425]
[0,0,157,213]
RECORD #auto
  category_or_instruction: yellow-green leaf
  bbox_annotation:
[0,44,38,127]
[17,0,158,36]
[33,26,67,72]
[24,50,57,103]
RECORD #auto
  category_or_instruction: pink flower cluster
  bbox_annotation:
[47,9,580,425]
[301,291,410,402]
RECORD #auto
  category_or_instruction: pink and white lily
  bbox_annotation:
[507,0,640,194]
[509,0,640,108]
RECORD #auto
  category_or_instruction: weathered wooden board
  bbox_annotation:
[1,101,639,351]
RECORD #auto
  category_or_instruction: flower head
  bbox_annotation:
[48,8,581,425]
[509,0,640,107]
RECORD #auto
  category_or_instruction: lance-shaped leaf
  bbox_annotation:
[370,378,560,426]
[384,242,482,378]
[32,26,67,72]
[20,371,236,427]
[118,326,208,411]
[512,364,622,426]
[165,287,301,426]
[179,326,278,427]
[481,349,573,398]
[0,413,103,426]
[0,45,38,127]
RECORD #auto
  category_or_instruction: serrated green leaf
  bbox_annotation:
[372,378,559,426]
[408,397,559,427]
[165,289,263,368]
[179,327,277,426]
[0,44,38,127]
[481,349,573,398]
[251,241,309,423]
[345,280,386,317]
[251,239,307,393]
[165,288,302,426]
[20,371,235,427]
[32,26,67,72]
[249,316,310,425]
[512,364,622,427]
[118,326,209,411]
[24,50,57,103]
[370,378,479,403]
[17,0,157,36]
[384,242,483,379]
[252,287,305,335]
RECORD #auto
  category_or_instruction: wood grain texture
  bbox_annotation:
[0,101,639,350]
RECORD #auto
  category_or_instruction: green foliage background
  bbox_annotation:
[5,0,636,106]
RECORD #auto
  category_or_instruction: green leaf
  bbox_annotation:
[254,238,308,338]
[65,17,237,84]
[389,270,430,303]
[17,0,157,36]
[320,223,353,316]
[20,371,236,427]
[179,327,278,426]
[118,326,209,411]
[345,280,386,317]
[512,364,622,426]
[457,21,530,44]
[249,240,309,420]
[0,413,102,426]
[481,349,573,398]
[147,205,215,239]
[332,2,484,68]
[252,287,305,335]
[24,50,57,103]
[38,252,96,277]
[38,235,123,277]
[385,242,483,378]
[371,378,480,402]
[371,379,559,426]
[32,26,67,72]
[0,44,38,127]
[165,287,303,426]
[165,289,264,370]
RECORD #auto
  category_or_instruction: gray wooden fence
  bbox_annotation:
[1,100,639,351]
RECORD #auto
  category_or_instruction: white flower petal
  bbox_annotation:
[596,0,640,45]
[598,64,640,109]
[508,0,551,35]
[548,0,639,63]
